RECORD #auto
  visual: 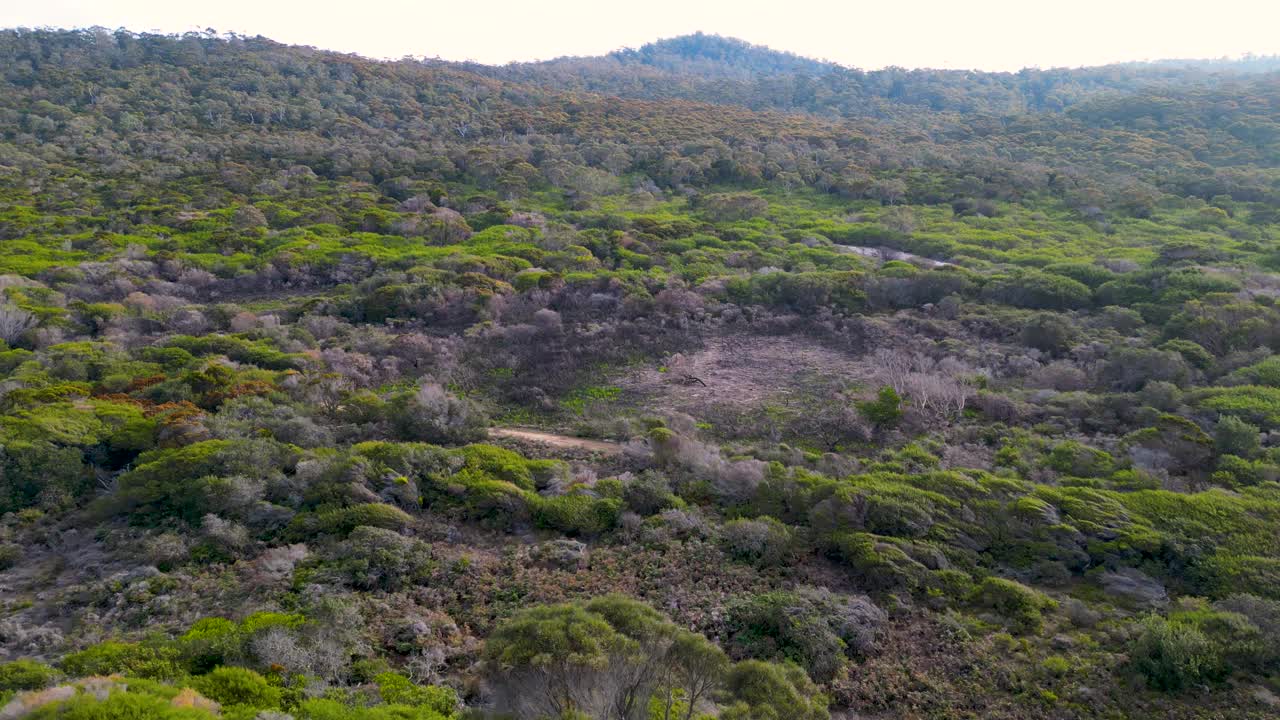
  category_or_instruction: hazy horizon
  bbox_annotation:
[4,0,1280,72]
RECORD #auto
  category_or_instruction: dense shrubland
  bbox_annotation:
[0,26,1279,720]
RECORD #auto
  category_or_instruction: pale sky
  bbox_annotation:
[3,0,1279,71]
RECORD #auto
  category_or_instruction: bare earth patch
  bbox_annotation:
[488,427,624,454]
[618,334,872,418]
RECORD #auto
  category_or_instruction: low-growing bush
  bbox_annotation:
[374,672,457,715]
[725,587,886,682]
[969,577,1056,634]
[1131,615,1226,691]
[531,493,620,535]
[336,525,435,591]
[721,659,829,720]
[319,503,414,536]
[191,666,282,709]
[58,641,184,681]
[0,660,56,692]
[722,516,794,566]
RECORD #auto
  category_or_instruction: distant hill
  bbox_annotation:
[472,32,1280,118]
[607,32,838,79]
[3,27,1276,209]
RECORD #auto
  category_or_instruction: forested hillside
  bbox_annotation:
[0,26,1279,720]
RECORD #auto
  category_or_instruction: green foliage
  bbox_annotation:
[166,335,303,371]
[295,698,449,720]
[698,193,769,222]
[0,660,57,692]
[1225,356,1280,387]
[112,439,295,523]
[0,440,90,514]
[319,503,414,536]
[1047,441,1114,477]
[23,689,218,720]
[336,525,435,590]
[1214,415,1261,459]
[724,589,883,682]
[191,667,282,709]
[1021,312,1078,354]
[969,577,1057,634]
[721,660,829,720]
[1131,615,1228,691]
[858,387,904,428]
[484,601,632,670]
[1159,339,1213,370]
[179,618,243,674]
[1043,262,1116,289]
[824,532,929,594]
[984,270,1092,310]
[1123,414,1213,472]
[59,641,184,681]
[724,271,866,315]
[454,444,540,491]
[484,595,741,719]
[531,493,620,535]
[721,516,794,566]
[373,672,456,715]
[1197,386,1280,429]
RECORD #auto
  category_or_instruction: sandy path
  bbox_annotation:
[488,428,624,454]
[834,244,953,268]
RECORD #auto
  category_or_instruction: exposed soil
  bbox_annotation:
[488,427,624,455]
[617,334,871,416]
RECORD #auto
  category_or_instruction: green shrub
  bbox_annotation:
[1131,615,1227,691]
[166,334,303,371]
[112,439,295,523]
[319,503,414,536]
[927,569,976,601]
[0,440,91,514]
[825,532,928,594]
[455,444,536,491]
[1214,415,1261,459]
[721,660,829,720]
[179,618,242,674]
[23,689,217,719]
[295,698,448,720]
[1047,441,1114,477]
[969,577,1056,634]
[1042,262,1115,289]
[374,672,456,714]
[621,470,680,515]
[1040,655,1070,677]
[531,493,620,535]
[1021,312,1077,354]
[858,387,903,428]
[0,660,56,692]
[724,588,885,684]
[721,516,794,566]
[1159,339,1213,370]
[191,666,281,709]
[726,592,847,682]
[983,270,1092,310]
[337,525,435,591]
[59,641,184,681]
[416,453,533,530]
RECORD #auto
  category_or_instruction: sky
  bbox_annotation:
[3,0,1279,71]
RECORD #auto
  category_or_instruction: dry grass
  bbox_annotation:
[619,334,872,416]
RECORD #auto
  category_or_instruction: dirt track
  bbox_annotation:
[488,428,624,454]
